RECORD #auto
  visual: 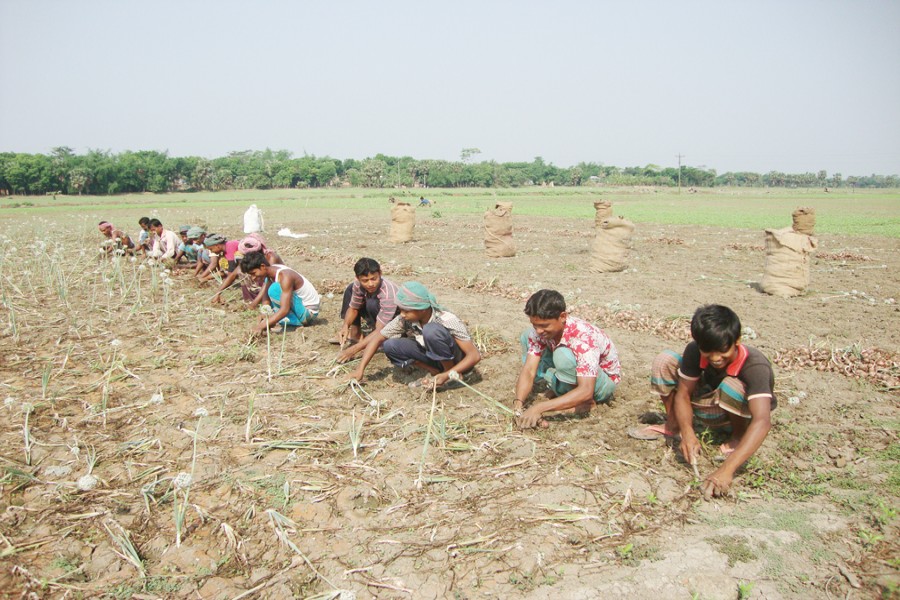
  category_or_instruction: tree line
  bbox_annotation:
[0,147,896,196]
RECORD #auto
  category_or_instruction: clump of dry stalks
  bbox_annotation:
[774,343,900,390]
[815,251,872,262]
[724,242,764,252]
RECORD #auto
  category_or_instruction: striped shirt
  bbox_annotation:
[380,308,471,343]
[348,277,399,326]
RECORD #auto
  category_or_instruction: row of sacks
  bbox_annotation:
[389,201,518,258]
[392,200,819,297]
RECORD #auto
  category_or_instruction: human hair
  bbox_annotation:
[690,304,742,352]
[149,218,162,228]
[524,289,566,319]
[240,250,270,273]
[354,257,381,277]
[139,217,151,226]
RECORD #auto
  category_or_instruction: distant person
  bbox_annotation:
[629,304,776,499]
[334,258,400,362]
[346,282,480,389]
[514,290,620,429]
[211,234,282,305]
[97,221,134,254]
[240,251,320,334]
[172,225,193,266]
[148,219,181,264]
[197,234,238,283]
[418,196,432,207]
[136,217,153,254]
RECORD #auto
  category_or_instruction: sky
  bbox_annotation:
[1,0,899,176]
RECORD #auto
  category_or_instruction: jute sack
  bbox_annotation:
[593,200,613,227]
[760,226,818,297]
[590,216,635,273]
[484,202,516,257]
[792,207,816,235]
[389,202,415,243]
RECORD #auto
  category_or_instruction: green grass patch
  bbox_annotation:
[4,187,899,237]
[709,535,756,566]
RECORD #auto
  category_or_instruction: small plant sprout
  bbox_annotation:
[737,580,754,599]
[22,402,34,465]
[258,305,276,381]
[103,521,145,578]
[41,361,52,400]
[349,409,364,458]
[277,318,288,374]
[76,445,100,491]
[245,392,256,443]
[174,410,204,547]
[415,383,440,490]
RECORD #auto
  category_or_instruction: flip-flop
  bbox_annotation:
[712,442,738,462]
[628,424,679,441]
[638,411,667,425]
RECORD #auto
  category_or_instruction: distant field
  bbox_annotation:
[2,186,898,237]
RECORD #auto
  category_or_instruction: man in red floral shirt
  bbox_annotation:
[514,289,620,429]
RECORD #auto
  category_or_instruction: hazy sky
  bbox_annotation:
[2,0,899,175]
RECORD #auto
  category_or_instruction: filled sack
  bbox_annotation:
[590,216,635,273]
[243,204,264,234]
[389,202,416,243]
[760,226,818,297]
[593,200,613,227]
[792,207,816,235]
[484,202,516,257]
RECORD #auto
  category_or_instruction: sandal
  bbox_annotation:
[628,424,680,441]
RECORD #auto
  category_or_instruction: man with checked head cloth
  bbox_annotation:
[347,282,481,389]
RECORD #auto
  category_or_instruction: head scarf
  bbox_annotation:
[187,226,205,239]
[98,222,113,233]
[178,225,191,234]
[396,281,444,311]
[238,235,265,255]
[204,234,226,247]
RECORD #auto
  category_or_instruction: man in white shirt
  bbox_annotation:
[148,219,181,262]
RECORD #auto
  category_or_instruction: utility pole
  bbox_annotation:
[676,153,685,194]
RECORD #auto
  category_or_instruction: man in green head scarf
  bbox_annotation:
[347,281,481,389]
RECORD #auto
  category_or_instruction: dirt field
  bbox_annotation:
[0,202,897,599]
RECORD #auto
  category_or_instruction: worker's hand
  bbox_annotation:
[347,368,364,384]
[517,405,545,429]
[680,433,702,468]
[338,346,361,363]
[338,325,351,347]
[702,469,733,500]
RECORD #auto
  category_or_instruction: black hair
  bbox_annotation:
[524,289,566,319]
[240,250,269,273]
[139,217,151,226]
[690,304,742,352]
[149,218,162,228]
[354,257,381,277]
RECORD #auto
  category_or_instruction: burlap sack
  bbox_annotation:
[792,207,816,235]
[389,202,415,243]
[760,226,818,297]
[589,216,635,273]
[484,202,516,257]
[593,200,613,227]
